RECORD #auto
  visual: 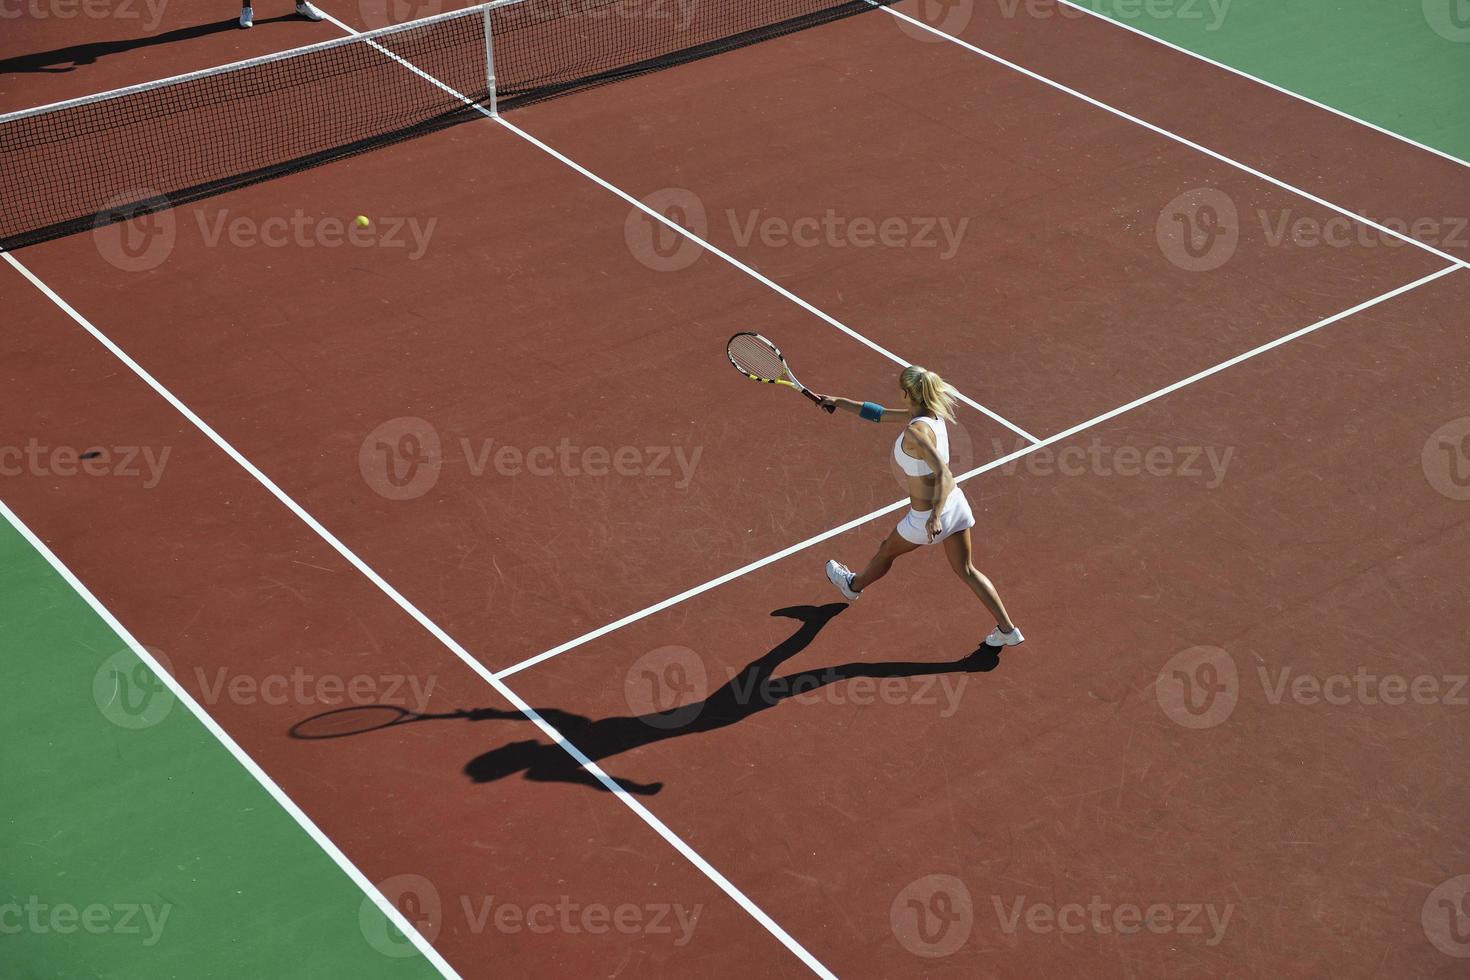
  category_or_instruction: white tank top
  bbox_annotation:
[894,416,948,476]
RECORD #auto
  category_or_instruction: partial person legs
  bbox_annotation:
[853,529,921,592]
[240,2,325,28]
[943,530,1023,646]
[827,529,920,599]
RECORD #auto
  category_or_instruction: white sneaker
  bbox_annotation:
[296,1,324,20]
[984,625,1024,647]
[825,560,860,601]
[239,5,254,27]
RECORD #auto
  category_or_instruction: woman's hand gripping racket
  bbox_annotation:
[726,332,835,412]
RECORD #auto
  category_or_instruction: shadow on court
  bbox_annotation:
[0,17,300,76]
[292,604,1003,795]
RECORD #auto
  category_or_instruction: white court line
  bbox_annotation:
[0,248,838,980]
[0,498,462,980]
[1051,0,1470,173]
[877,4,1470,272]
[497,262,1461,676]
[311,7,1041,445]
[493,114,1040,442]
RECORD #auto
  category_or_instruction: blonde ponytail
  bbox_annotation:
[899,365,957,422]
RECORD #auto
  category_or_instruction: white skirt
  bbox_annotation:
[896,488,975,546]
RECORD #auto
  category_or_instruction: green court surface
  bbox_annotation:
[0,515,439,980]
[1079,0,1470,162]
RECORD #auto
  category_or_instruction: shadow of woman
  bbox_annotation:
[461,603,1002,795]
[0,17,299,75]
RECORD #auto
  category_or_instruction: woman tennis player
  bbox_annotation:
[822,366,1023,648]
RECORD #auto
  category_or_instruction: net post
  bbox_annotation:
[483,3,498,117]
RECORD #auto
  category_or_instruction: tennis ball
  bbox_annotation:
[354,215,371,228]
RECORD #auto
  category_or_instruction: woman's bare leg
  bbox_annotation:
[942,529,1016,632]
[851,529,922,592]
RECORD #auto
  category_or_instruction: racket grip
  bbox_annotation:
[809,391,836,413]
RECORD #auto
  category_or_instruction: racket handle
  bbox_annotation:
[807,391,836,413]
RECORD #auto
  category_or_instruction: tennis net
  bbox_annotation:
[0,0,892,251]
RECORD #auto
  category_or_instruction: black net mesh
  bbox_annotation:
[0,0,893,250]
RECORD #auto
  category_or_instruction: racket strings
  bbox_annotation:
[728,334,786,381]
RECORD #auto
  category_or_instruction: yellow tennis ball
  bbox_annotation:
[354,215,371,228]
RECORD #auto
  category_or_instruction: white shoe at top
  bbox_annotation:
[239,6,254,27]
[984,625,1025,647]
[296,1,324,20]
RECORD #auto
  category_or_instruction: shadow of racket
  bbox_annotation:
[290,704,498,740]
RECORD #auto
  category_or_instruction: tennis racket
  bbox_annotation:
[726,332,835,412]
[290,704,489,739]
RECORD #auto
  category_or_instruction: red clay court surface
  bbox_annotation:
[3,1,1469,976]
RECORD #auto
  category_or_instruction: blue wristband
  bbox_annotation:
[859,402,885,422]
